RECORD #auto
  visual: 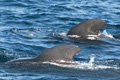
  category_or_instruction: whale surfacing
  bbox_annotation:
[6,45,81,64]
[67,18,106,38]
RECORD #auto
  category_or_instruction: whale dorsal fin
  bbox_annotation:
[5,45,81,64]
[35,44,81,62]
[67,18,106,37]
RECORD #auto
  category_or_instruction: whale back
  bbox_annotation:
[35,44,81,63]
[67,18,106,37]
[6,45,81,64]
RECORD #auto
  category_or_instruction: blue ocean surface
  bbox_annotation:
[0,0,120,80]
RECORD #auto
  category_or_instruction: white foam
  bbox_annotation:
[68,35,80,38]
[99,30,114,39]
[42,56,119,70]
[60,33,80,38]
[29,33,34,37]
[59,30,114,40]
[59,33,67,37]
[48,29,53,32]
[60,33,98,40]
[87,35,99,40]
[59,32,80,38]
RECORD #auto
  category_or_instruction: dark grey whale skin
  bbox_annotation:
[67,18,106,37]
[5,45,81,64]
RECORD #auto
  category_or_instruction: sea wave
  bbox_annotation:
[99,30,114,39]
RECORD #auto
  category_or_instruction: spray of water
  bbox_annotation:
[99,30,114,39]
[59,30,114,40]
[43,55,119,70]
[89,55,95,66]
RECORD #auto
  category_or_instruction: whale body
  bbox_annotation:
[67,18,106,38]
[5,18,106,64]
[6,44,81,64]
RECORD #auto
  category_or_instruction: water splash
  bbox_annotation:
[89,55,95,66]
[99,30,114,39]
[59,30,114,40]
[59,32,98,40]
[43,55,119,70]
[87,35,99,40]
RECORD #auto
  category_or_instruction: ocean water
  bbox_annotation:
[0,0,120,80]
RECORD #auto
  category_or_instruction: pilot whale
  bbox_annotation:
[5,44,81,64]
[67,18,106,38]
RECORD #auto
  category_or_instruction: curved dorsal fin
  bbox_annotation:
[35,44,81,62]
[67,18,106,37]
[5,45,81,64]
